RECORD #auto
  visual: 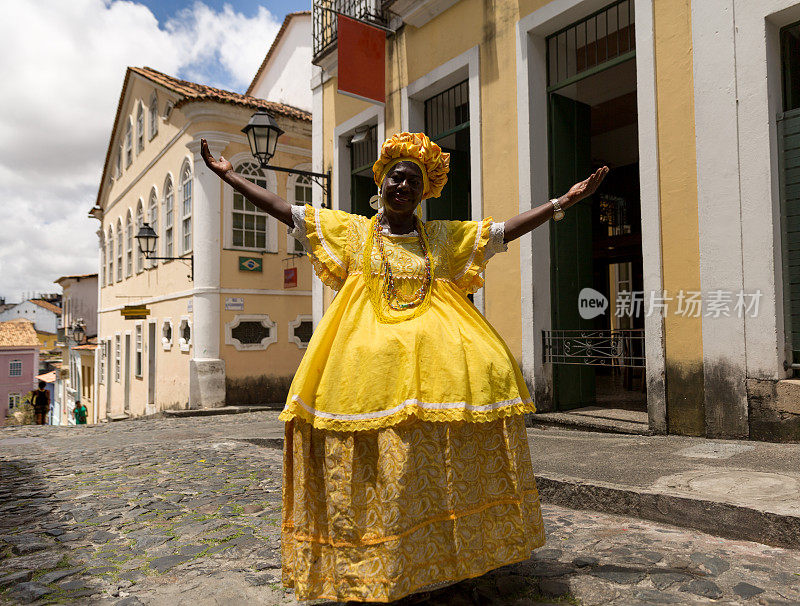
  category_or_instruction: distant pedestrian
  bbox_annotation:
[73,402,88,425]
[31,381,50,425]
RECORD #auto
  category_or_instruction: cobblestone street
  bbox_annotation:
[1,412,800,605]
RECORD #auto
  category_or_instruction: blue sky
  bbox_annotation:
[141,0,310,25]
[140,0,311,93]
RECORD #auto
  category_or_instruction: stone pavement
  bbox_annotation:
[1,413,800,605]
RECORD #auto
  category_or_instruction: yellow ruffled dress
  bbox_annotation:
[281,205,545,602]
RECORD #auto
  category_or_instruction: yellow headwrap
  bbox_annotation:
[372,132,450,200]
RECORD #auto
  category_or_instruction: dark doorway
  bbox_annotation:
[350,124,378,218]
[425,79,471,221]
[545,0,644,412]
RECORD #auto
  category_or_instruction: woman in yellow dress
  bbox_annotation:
[200,133,607,603]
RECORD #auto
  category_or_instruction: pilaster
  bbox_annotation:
[186,135,227,408]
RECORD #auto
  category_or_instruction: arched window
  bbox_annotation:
[148,188,159,268]
[180,161,192,253]
[125,211,133,277]
[115,146,121,179]
[107,227,114,283]
[100,232,106,287]
[115,220,123,282]
[288,171,312,253]
[125,118,133,167]
[135,200,144,272]
[233,161,269,249]
[149,92,158,139]
[136,102,144,153]
[163,175,174,259]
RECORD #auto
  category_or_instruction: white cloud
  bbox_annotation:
[165,3,281,90]
[0,0,281,302]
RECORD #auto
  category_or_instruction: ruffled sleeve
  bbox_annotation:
[288,204,350,291]
[448,218,508,293]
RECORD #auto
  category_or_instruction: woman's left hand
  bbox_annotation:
[561,166,609,209]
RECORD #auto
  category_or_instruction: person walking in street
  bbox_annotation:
[31,381,50,425]
[201,133,607,602]
[73,401,88,425]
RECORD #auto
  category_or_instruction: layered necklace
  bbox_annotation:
[363,211,434,323]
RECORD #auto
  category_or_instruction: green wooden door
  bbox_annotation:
[549,93,596,410]
[427,148,470,221]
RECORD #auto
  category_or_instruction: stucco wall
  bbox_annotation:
[652,0,704,435]
[249,16,313,112]
[62,277,98,337]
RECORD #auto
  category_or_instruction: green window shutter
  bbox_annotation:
[779,108,800,352]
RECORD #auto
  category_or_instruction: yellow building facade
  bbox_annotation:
[313,0,800,440]
[92,67,312,417]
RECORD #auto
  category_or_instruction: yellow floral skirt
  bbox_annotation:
[281,414,546,602]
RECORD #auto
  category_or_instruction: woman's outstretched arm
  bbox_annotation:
[503,166,609,242]
[200,138,293,227]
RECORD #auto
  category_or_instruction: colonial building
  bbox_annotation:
[312,0,800,440]
[91,19,313,417]
[53,274,98,425]
[0,319,40,423]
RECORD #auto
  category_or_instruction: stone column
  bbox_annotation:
[186,135,226,408]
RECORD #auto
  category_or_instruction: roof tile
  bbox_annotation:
[131,66,311,121]
[0,319,40,348]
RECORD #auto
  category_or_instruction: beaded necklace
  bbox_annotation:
[363,211,434,323]
[374,212,432,310]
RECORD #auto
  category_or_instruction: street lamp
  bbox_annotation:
[241,110,283,168]
[243,110,331,208]
[135,222,194,279]
[71,320,85,345]
[135,223,158,257]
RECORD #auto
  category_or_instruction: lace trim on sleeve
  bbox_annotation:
[287,204,310,253]
[484,222,508,262]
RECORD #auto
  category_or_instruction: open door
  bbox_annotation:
[147,322,157,414]
[124,333,131,415]
[549,93,596,409]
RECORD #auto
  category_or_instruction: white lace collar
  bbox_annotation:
[379,225,419,236]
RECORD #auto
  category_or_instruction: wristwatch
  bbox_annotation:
[550,198,565,221]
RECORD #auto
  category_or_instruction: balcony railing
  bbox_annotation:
[313,1,389,64]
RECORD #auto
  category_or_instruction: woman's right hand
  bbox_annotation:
[200,138,233,179]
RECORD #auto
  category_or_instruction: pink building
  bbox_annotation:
[0,319,40,422]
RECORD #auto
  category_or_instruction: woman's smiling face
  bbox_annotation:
[381,161,424,213]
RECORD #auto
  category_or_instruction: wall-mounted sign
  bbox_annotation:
[225,297,244,311]
[337,14,386,104]
[284,267,298,289]
[239,257,262,272]
[187,300,193,312]
[121,305,149,320]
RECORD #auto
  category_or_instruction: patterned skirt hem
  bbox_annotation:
[281,539,546,603]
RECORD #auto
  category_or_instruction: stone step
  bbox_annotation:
[527,411,652,436]
[162,405,282,418]
[535,472,800,549]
